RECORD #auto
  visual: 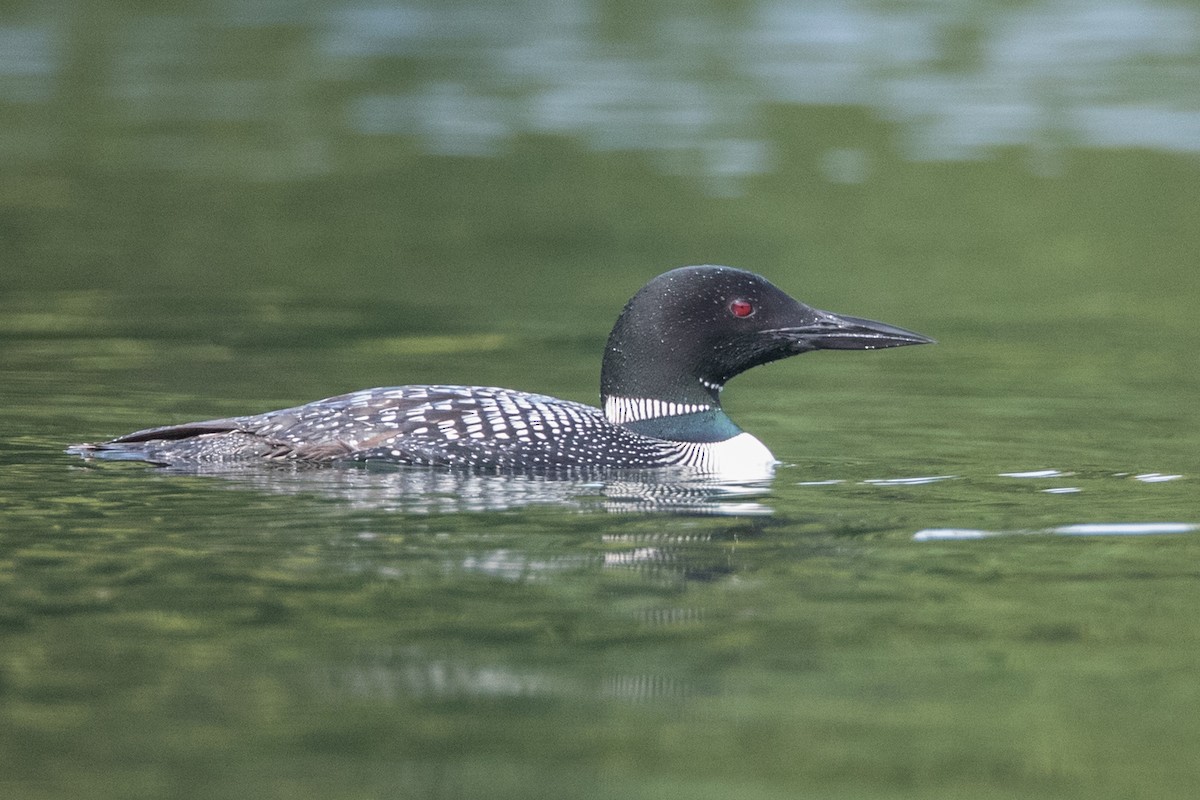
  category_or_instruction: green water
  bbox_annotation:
[3,2,1200,798]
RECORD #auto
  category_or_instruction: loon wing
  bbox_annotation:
[67,415,358,463]
[67,385,601,466]
[106,419,246,443]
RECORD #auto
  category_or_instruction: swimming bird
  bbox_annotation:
[68,265,933,477]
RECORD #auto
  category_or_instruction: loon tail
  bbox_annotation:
[68,418,360,465]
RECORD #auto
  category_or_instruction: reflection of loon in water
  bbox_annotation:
[103,460,777,516]
[312,642,724,705]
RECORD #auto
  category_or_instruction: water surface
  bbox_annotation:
[3,2,1200,798]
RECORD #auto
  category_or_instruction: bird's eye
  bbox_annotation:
[729,299,755,318]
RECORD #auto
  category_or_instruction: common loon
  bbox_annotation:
[69,265,933,477]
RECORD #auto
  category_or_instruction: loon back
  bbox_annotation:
[68,265,933,476]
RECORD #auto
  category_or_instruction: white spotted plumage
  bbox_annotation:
[80,384,772,477]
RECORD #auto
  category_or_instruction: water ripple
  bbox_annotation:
[914,522,1198,541]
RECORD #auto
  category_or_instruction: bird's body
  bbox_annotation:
[83,385,776,475]
[69,266,932,478]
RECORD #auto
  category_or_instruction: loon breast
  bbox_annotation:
[679,432,777,478]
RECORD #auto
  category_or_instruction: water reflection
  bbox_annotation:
[311,644,718,705]
[1,0,1198,187]
[93,461,776,516]
[313,646,553,702]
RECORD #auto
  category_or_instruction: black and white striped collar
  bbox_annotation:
[603,396,714,425]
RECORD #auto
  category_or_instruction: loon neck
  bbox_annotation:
[602,396,741,443]
[599,282,727,414]
[600,333,734,444]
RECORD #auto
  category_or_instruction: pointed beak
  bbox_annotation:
[771,310,935,351]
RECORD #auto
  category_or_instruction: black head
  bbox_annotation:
[600,265,933,406]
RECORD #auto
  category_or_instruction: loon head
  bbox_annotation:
[600,265,933,426]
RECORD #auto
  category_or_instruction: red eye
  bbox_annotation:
[729,299,755,318]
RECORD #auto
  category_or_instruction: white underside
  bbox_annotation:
[678,432,778,480]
